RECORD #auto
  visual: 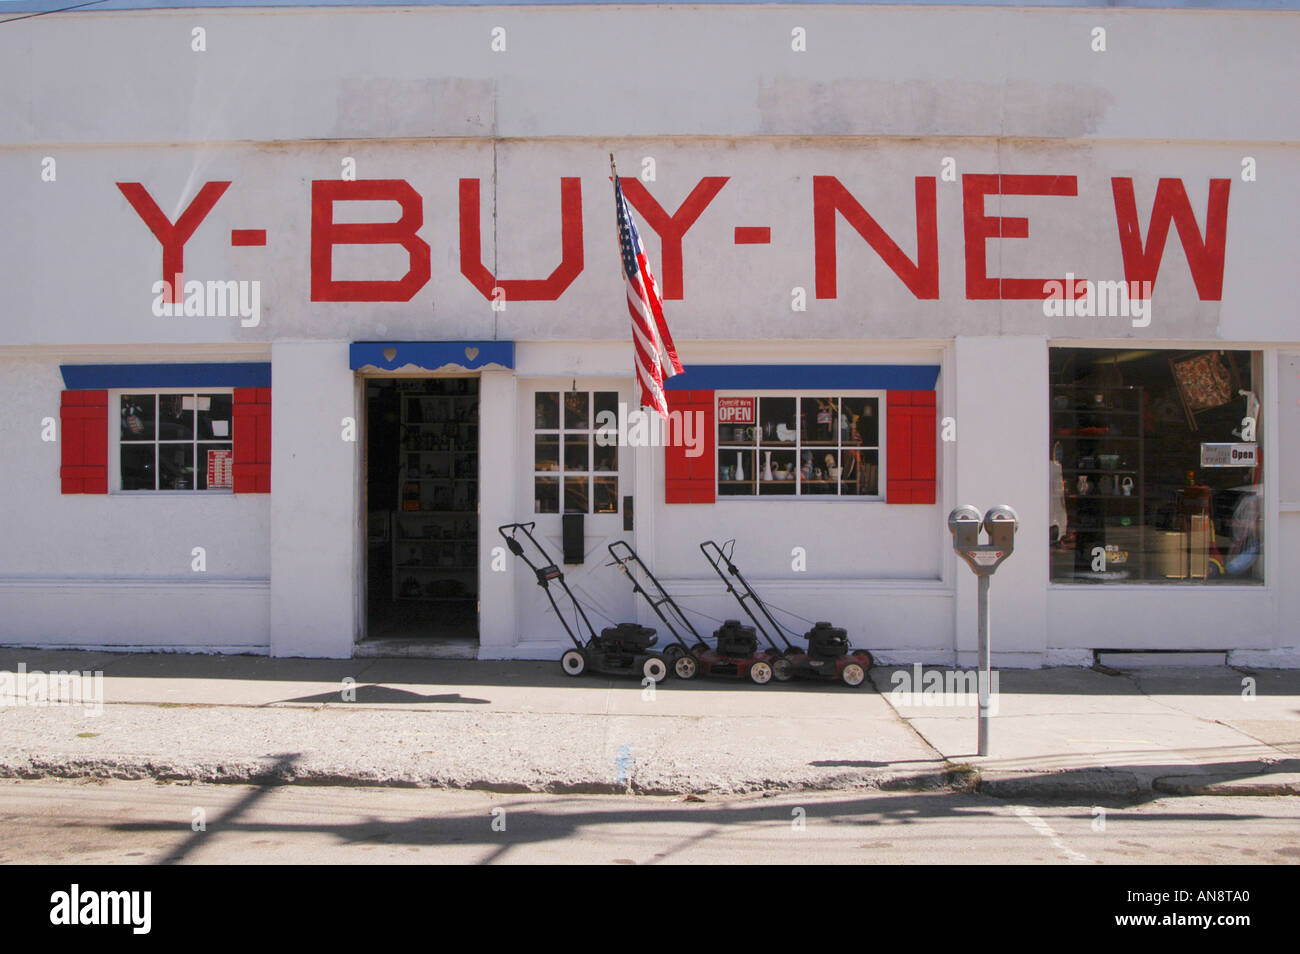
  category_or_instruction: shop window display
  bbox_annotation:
[716,393,881,498]
[1049,348,1262,584]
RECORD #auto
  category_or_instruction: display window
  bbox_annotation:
[715,392,883,498]
[533,390,619,514]
[1049,348,1263,584]
[114,390,234,492]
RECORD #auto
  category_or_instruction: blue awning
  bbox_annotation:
[349,341,514,374]
[663,364,940,391]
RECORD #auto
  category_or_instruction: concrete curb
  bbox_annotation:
[0,754,976,798]
[977,767,1300,800]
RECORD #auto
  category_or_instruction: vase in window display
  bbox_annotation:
[735,451,744,482]
[763,451,774,482]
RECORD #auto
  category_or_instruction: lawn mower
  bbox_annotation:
[607,541,785,684]
[700,539,875,687]
[498,523,668,682]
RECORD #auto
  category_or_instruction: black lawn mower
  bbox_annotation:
[700,539,875,687]
[498,523,668,682]
[607,541,785,684]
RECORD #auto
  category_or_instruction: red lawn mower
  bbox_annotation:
[607,541,787,684]
[700,539,875,687]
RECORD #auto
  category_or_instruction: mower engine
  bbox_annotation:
[596,623,657,653]
[714,619,759,657]
[805,621,849,658]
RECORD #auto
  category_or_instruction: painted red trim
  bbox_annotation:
[664,389,715,504]
[60,390,108,494]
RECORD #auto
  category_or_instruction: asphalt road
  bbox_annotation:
[0,778,1297,865]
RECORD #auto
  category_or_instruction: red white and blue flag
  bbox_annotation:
[612,159,683,418]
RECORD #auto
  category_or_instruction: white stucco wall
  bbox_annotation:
[0,3,1295,661]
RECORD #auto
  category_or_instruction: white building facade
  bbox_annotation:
[1,1,1297,665]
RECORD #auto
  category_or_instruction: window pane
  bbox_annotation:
[158,394,195,441]
[120,394,156,441]
[593,477,619,514]
[534,392,559,430]
[804,449,839,495]
[719,449,755,495]
[198,443,233,490]
[719,397,757,445]
[801,397,839,444]
[843,398,878,446]
[564,434,589,472]
[121,444,155,490]
[197,394,232,439]
[564,476,589,513]
[841,449,878,496]
[158,443,195,490]
[535,435,559,472]
[593,439,618,473]
[563,391,589,430]
[534,477,559,513]
[759,397,796,443]
[594,391,619,423]
[760,449,796,495]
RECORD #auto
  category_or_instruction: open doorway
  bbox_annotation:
[364,377,479,646]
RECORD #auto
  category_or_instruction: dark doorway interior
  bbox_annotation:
[365,378,479,642]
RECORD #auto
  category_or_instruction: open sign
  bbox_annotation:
[717,397,755,424]
[1201,443,1258,468]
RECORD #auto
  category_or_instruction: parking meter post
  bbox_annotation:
[948,504,1017,760]
[977,574,990,757]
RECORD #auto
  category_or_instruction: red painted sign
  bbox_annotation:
[116,173,1232,305]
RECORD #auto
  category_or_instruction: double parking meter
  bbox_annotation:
[947,504,1019,756]
[947,504,1018,576]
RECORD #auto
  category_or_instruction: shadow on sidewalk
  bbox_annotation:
[108,784,1296,864]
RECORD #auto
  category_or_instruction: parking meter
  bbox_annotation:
[948,504,1017,576]
[947,505,982,551]
[984,505,1019,551]
[947,504,1019,756]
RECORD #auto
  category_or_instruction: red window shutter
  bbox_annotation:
[60,390,108,494]
[232,387,271,493]
[886,390,937,505]
[664,390,715,504]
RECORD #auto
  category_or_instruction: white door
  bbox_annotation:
[512,379,637,648]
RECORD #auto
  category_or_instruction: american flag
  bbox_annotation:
[612,160,682,418]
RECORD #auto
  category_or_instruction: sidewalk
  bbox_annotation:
[0,649,1296,800]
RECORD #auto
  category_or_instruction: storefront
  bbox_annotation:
[1,1,1297,666]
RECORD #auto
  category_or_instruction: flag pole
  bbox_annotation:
[609,153,617,181]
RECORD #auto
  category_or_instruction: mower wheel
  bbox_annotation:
[663,644,684,665]
[673,654,698,680]
[643,655,668,683]
[560,650,587,677]
[749,661,773,685]
[840,662,866,687]
[771,656,794,682]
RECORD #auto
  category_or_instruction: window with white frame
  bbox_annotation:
[716,392,882,497]
[533,390,619,514]
[116,391,234,492]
